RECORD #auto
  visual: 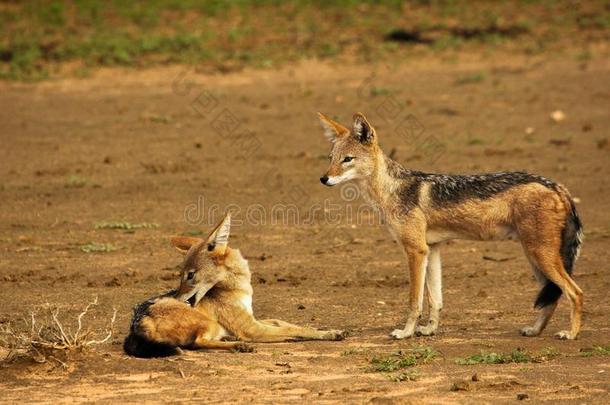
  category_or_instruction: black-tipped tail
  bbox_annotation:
[534,282,562,309]
[534,197,583,309]
[123,333,177,358]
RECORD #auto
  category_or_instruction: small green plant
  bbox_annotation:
[539,346,560,360]
[65,175,88,188]
[580,345,610,357]
[370,87,390,97]
[456,348,558,365]
[455,72,486,85]
[80,243,116,253]
[95,221,159,231]
[368,345,438,372]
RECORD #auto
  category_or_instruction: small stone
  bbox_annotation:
[524,127,535,135]
[471,373,480,382]
[550,110,565,122]
[517,393,529,400]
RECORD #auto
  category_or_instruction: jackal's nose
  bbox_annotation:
[320,176,329,185]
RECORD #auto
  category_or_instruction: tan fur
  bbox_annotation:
[319,112,583,340]
[131,213,345,354]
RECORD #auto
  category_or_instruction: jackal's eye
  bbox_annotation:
[342,156,354,163]
[186,271,195,280]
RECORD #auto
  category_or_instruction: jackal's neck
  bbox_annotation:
[215,248,253,296]
[359,148,404,205]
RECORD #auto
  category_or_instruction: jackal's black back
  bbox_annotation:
[421,171,557,205]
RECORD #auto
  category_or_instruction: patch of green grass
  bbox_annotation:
[368,345,438,372]
[456,347,559,365]
[65,175,88,188]
[2,1,609,81]
[79,243,117,253]
[580,345,610,357]
[94,221,159,231]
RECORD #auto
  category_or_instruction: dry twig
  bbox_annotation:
[0,296,117,364]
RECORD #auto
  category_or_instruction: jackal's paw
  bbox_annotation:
[390,329,413,340]
[415,324,437,336]
[555,330,577,340]
[324,330,348,341]
[520,326,540,337]
[233,343,255,353]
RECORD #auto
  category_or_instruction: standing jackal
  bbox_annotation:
[124,213,346,357]
[318,112,583,340]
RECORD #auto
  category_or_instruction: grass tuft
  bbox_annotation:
[65,175,88,188]
[579,345,610,357]
[456,347,559,365]
[94,221,159,231]
[368,345,439,372]
[79,243,116,253]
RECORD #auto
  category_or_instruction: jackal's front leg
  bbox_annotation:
[416,245,442,336]
[391,240,429,340]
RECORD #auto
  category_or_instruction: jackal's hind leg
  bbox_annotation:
[260,319,302,328]
[239,320,346,342]
[521,302,558,337]
[192,336,253,352]
[520,231,583,340]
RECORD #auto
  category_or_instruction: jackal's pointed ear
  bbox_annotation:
[352,112,376,145]
[317,112,349,142]
[205,212,231,256]
[171,236,203,254]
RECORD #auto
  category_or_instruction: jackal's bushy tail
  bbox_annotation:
[123,333,177,358]
[535,186,583,308]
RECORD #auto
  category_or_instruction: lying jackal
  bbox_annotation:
[124,213,346,357]
[318,112,583,340]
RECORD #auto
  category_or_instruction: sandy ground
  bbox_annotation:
[0,54,609,403]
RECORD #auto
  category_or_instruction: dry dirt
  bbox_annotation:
[0,54,609,403]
